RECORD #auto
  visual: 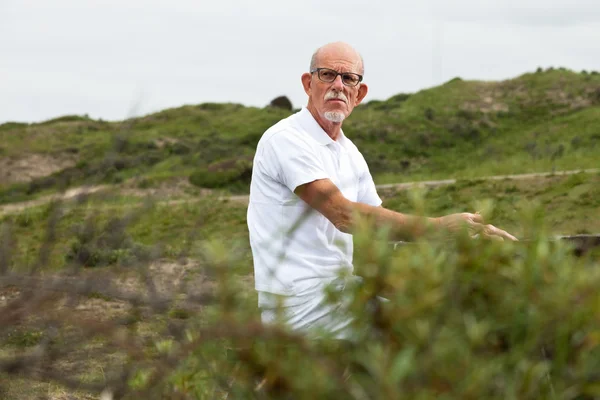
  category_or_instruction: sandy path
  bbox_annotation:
[221,168,600,205]
[0,185,110,217]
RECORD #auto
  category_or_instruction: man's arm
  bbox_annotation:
[295,178,517,241]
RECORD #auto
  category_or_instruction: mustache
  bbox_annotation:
[324,91,348,102]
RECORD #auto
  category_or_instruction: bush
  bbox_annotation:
[112,136,159,155]
[167,142,192,155]
[456,109,478,121]
[65,215,153,268]
[189,157,253,189]
[189,168,241,189]
[268,96,293,111]
[177,220,600,399]
[424,107,435,121]
[198,103,225,111]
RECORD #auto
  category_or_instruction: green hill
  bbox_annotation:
[1,67,599,204]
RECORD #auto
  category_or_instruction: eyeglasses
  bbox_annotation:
[310,68,363,87]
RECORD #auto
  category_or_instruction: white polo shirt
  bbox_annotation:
[247,107,382,297]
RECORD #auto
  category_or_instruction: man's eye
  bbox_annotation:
[321,71,335,79]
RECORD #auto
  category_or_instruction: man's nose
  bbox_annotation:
[331,74,344,91]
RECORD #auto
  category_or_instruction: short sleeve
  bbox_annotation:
[357,156,382,207]
[261,131,329,193]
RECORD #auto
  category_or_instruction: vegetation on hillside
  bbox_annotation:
[1,67,599,204]
[0,172,597,274]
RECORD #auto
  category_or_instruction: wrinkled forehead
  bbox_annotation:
[315,45,363,73]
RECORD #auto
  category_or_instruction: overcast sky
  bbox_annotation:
[1,0,599,123]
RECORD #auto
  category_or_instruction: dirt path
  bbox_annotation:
[0,168,598,217]
[0,185,110,217]
[216,168,600,205]
[375,168,600,190]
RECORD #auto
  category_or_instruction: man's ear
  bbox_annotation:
[355,83,368,105]
[301,73,312,96]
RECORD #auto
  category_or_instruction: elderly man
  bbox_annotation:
[247,42,516,338]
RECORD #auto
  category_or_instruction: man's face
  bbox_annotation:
[302,49,368,124]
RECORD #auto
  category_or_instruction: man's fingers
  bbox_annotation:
[483,224,518,241]
[441,214,518,241]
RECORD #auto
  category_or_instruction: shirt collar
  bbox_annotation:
[297,107,346,147]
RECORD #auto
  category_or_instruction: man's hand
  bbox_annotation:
[435,213,518,241]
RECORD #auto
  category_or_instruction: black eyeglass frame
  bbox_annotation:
[310,68,363,87]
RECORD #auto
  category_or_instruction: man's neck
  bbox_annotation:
[306,105,342,141]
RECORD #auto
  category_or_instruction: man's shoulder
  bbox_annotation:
[257,112,312,151]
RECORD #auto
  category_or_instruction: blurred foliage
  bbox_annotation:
[0,179,599,398]
[183,225,600,400]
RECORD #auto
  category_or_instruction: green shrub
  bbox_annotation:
[167,142,192,155]
[112,136,159,155]
[268,96,293,111]
[189,169,240,189]
[456,109,478,121]
[65,216,153,268]
[189,158,253,189]
[198,103,225,111]
[424,107,435,121]
[170,216,600,399]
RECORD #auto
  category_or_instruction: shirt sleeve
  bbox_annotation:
[261,131,329,193]
[357,155,382,207]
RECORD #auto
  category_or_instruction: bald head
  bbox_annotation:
[309,42,364,75]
